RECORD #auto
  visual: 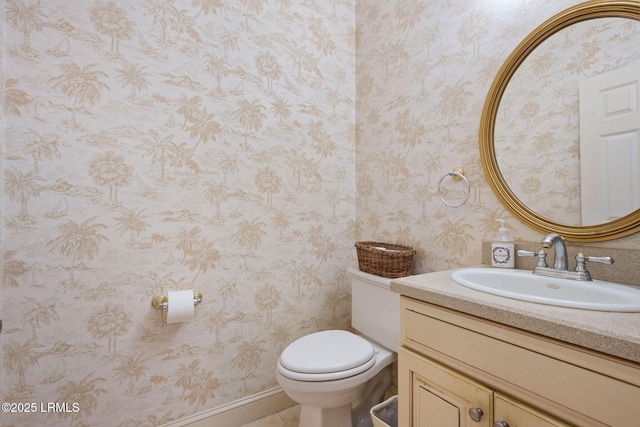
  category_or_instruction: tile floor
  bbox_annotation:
[240,404,300,427]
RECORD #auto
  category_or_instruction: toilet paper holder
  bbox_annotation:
[151,291,203,309]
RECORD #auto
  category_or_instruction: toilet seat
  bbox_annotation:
[278,330,375,381]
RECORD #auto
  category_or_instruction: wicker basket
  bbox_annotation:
[355,241,415,278]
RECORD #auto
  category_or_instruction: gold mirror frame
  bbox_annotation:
[479,0,640,242]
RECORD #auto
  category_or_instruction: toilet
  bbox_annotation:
[276,267,400,427]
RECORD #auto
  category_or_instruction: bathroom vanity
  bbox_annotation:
[391,269,640,427]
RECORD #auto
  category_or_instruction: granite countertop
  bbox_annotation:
[391,266,640,363]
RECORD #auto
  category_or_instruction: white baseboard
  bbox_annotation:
[161,386,296,427]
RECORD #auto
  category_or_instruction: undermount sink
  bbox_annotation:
[451,267,640,312]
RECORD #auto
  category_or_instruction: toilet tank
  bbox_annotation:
[349,267,400,351]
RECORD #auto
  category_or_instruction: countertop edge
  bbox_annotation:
[390,268,640,364]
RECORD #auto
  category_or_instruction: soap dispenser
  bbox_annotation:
[492,219,514,268]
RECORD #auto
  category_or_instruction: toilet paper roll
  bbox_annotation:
[166,290,195,324]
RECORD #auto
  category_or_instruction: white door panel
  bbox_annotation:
[579,63,640,225]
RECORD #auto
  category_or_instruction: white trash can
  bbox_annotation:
[370,395,398,427]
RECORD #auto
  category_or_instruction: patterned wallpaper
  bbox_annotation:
[2,1,639,427]
[2,1,354,426]
[356,0,640,277]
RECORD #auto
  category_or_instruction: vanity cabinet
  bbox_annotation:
[401,347,492,426]
[398,296,640,427]
[494,393,569,427]
[401,348,570,427]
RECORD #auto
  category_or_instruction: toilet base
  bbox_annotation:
[352,365,392,427]
[289,365,393,427]
[299,403,353,427]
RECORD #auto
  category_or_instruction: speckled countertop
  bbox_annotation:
[391,266,640,364]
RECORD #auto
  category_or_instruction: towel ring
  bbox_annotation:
[438,168,470,208]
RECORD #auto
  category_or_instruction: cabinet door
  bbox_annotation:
[494,393,573,427]
[400,348,493,427]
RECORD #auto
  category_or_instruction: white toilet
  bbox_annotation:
[276,267,400,427]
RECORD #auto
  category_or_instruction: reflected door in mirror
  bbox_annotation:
[579,62,640,225]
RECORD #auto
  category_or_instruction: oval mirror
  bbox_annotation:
[480,0,640,242]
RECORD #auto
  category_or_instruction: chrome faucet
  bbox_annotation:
[517,233,614,281]
[541,233,568,271]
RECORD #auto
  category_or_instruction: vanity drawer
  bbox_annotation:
[401,297,640,426]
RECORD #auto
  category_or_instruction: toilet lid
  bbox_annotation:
[280,330,375,374]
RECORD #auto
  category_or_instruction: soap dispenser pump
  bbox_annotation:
[492,219,514,268]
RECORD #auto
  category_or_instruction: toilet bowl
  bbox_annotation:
[276,268,400,427]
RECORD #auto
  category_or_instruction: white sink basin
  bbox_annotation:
[451,268,640,312]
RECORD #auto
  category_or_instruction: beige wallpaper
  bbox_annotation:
[2,1,355,426]
[355,0,640,278]
[2,0,639,426]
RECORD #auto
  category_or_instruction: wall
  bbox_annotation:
[3,0,640,426]
[1,1,354,426]
[355,0,640,277]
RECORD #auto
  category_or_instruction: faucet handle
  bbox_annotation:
[574,253,614,281]
[574,254,591,280]
[517,250,548,267]
[576,253,614,268]
[585,255,614,265]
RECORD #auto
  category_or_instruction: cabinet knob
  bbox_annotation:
[468,407,484,422]
[493,422,509,427]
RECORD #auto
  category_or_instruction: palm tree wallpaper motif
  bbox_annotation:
[55,374,107,422]
[21,297,60,339]
[89,2,135,56]
[4,78,31,115]
[86,303,132,353]
[4,339,40,388]
[5,167,43,223]
[6,0,45,56]
[47,62,109,129]
[116,60,152,99]
[88,151,134,205]
[2,1,639,426]
[45,218,109,269]
[114,352,150,393]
